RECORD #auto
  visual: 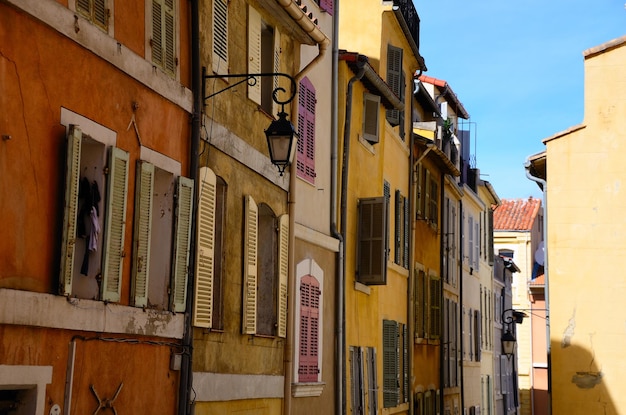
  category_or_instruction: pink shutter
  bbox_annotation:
[319,0,334,15]
[298,274,320,382]
[297,77,316,184]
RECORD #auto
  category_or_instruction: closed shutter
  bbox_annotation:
[429,275,441,340]
[131,161,155,307]
[415,164,422,218]
[299,275,320,382]
[403,193,409,268]
[403,324,409,403]
[430,179,438,226]
[60,125,83,296]
[272,28,281,116]
[415,269,426,339]
[243,195,258,334]
[297,77,316,183]
[277,214,289,338]
[357,197,387,285]
[319,0,334,15]
[152,0,175,74]
[212,0,228,74]
[101,147,129,303]
[383,320,399,407]
[386,45,403,126]
[77,0,107,29]
[394,190,401,264]
[424,169,430,221]
[367,347,378,415]
[194,167,216,327]
[363,93,380,143]
[170,176,194,312]
[350,346,364,415]
[468,216,474,267]
[247,6,262,104]
[475,309,482,361]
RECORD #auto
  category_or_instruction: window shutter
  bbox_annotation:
[243,195,258,334]
[367,347,378,415]
[386,45,403,126]
[93,0,107,28]
[152,0,163,67]
[350,346,364,415]
[475,309,482,361]
[430,179,438,227]
[319,0,334,15]
[164,0,175,74]
[170,176,194,312]
[383,320,399,407]
[363,93,380,143]
[77,0,90,15]
[247,6,262,104]
[297,77,316,183]
[394,190,401,264]
[403,194,409,268]
[277,214,289,338]
[429,275,441,340]
[424,169,431,221]
[299,275,320,382]
[415,164,422,218]
[101,147,129,303]
[272,28,281,116]
[152,0,175,74]
[131,161,155,307]
[474,221,480,270]
[357,197,387,285]
[60,125,82,296]
[403,324,409,403]
[415,269,426,339]
[194,167,216,327]
[468,216,474,267]
[212,0,228,74]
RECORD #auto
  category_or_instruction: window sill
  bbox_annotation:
[292,382,326,397]
[354,281,371,295]
[382,402,409,414]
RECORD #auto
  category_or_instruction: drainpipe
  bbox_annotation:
[337,56,366,415]
[178,0,200,414]
[459,200,465,413]
[524,158,550,415]
[274,2,330,414]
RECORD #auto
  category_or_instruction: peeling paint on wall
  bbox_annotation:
[571,371,603,389]
[561,308,576,348]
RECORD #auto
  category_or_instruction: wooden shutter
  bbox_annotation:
[299,275,320,382]
[272,28,281,116]
[60,125,82,296]
[297,77,316,183]
[101,147,129,303]
[319,0,334,15]
[131,161,155,307]
[277,214,289,338]
[414,269,426,339]
[468,216,474,267]
[357,197,387,285]
[363,93,380,143]
[403,193,409,268]
[193,167,216,327]
[415,164,423,218]
[383,320,399,408]
[152,0,175,74]
[424,169,431,221]
[367,347,378,415]
[77,0,107,29]
[171,176,194,312]
[247,6,262,104]
[212,0,228,74]
[350,347,365,415]
[403,324,409,403]
[394,190,401,265]
[243,195,258,334]
[429,275,441,340]
[430,178,438,226]
[152,0,163,67]
[475,309,482,361]
[386,45,403,126]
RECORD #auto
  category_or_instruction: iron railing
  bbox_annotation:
[393,0,420,49]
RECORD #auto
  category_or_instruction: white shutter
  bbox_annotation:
[193,167,216,328]
[171,176,194,312]
[243,195,258,334]
[60,125,82,296]
[272,28,281,116]
[277,214,289,338]
[247,6,261,104]
[102,147,129,303]
[131,161,155,307]
[212,0,228,74]
[163,0,176,74]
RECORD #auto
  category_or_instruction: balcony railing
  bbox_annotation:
[393,0,420,49]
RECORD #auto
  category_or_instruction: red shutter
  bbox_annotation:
[297,77,316,184]
[299,274,320,382]
[319,0,334,15]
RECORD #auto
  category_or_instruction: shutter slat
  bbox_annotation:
[131,161,154,307]
[171,176,194,312]
[243,195,258,334]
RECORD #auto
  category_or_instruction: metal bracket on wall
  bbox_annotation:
[90,382,123,415]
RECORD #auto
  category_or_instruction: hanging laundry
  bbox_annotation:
[79,179,101,275]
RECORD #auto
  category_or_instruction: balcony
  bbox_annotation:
[393,0,420,50]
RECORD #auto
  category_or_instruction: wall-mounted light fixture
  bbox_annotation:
[202,68,298,176]
[501,308,527,359]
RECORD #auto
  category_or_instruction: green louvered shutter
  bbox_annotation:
[131,161,154,307]
[101,147,129,303]
[383,320,399,407]
[247,6,262,104]
[277,214,289,338]
[243,195,258,334]
[193,167,216,328]
[60,125,82,296]
[171,176,194,312]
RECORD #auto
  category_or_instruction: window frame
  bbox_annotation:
[362,93,381,144]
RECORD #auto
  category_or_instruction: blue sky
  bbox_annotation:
[416,0,626,200]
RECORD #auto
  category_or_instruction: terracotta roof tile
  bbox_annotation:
[493,197,542,231]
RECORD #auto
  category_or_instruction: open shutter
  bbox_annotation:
[152,0,175,74]
[247,6,262,104]
[383,320,399,407]
[171,176,194,312]
[60,125,82,296]
[152,0,163,67]
[243,195,258,334]
[212,0,228,74]
[297,77,316,183]
[164,0,175,74]
[271,28,281,116]
[131,161,155,307]
[386,45,403,126]
[394,190,401,264]
[403,193,409,268]
[363,93,380,144]
[277,214,289,338]
[319,0,334,15]
[367,347,378,415]
[475,309,482,361]
[193,167,216,327]
[101,147,129,303]
[403,324,409,403]
[357,197,387,285]
[429,275,441,340]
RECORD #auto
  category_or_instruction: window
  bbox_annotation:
[297,77,316,184]
[415,270,441,341]
[416,165,438,227]
[212,0,228,74]
[386,45,404,129]
[349,346,378,415]
[429,176,438,227]
[248,6,281,115]
[357,197,388,285]
[76,0,108,30]
[442,196,458,287]
[383,320,408,408]
[429,274,441,340]
[151,0,177,76]
[242,195,288,337]
[59,125,192,310]
[394,190,409,268]
[468,215,474,268]
[443,299,459,388]
[363,93,381,144]
[415,268,426,339]
[193,167,226,330]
